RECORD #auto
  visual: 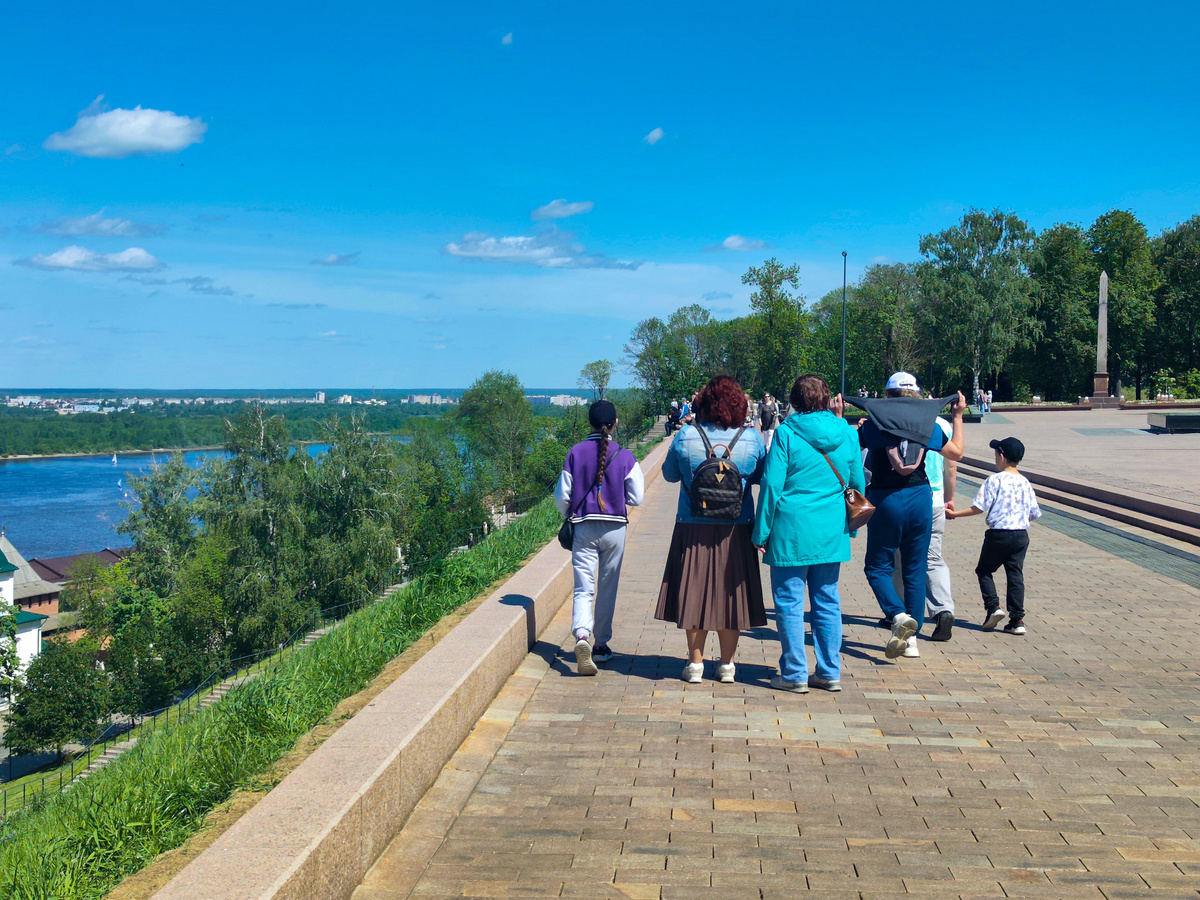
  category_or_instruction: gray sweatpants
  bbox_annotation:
[571,520,627,645]
[891,503,954,623]
[925,504,954,617]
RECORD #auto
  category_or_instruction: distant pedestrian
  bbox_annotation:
[656,375,767,684]
[666,401,681,434]
[758,393,780,451]
[946,437,1041,635]
[753,375,863,693]
[555,400,646,675]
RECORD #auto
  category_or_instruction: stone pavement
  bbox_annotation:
[969,408,1200,509]
[356,465,1200,899]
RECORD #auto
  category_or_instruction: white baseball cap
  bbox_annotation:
[886,371,919,391]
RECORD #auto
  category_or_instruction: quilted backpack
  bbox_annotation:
[688,426,748,519]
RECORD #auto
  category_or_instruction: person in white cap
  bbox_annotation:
[852,372,966,660]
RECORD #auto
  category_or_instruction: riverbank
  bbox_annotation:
[0,438,344,463]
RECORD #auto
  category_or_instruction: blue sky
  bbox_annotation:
[3,1,1198,389]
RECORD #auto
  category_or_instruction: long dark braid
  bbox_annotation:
[595,424,612,512]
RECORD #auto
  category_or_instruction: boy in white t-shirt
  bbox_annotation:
[946,437,1041,635]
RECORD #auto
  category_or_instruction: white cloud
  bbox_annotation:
[15,245,161,272]
[36,211,166,238]
[44,96,206,159]
[644,127,664,145]
[15,336,55,346]
[701,290,734,301]
[444,227,640,270]
[311,252,360,266]
[531,199,594,221]
[5,144,22,155]
[318,330,338,338]
[501,32,513,44]
[706,234,771,252]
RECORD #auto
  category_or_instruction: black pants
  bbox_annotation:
[975,529,1029,621]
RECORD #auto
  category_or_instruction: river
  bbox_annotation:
[0,446,328,560]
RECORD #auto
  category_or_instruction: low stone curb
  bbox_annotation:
[153,438,671,900]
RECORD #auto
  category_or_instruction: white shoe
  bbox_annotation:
[717,662,736,684]
[982,609,1005,630]
[575,638,598,676]
[885,613,918,658]
[902,635,920,658]
[681,662,704,684]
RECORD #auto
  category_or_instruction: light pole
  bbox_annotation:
[840,251,848,397]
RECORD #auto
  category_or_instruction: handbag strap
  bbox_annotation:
[820,451,848,491]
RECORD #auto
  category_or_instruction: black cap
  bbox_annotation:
[589,399,617,426]
[989,437,1025,462]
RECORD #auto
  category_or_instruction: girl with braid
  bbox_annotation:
[555,400,645,675]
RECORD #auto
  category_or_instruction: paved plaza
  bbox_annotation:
[356,437,1200,899]
[971,408,1200,509]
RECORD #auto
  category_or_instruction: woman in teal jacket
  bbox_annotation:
[752,374,864,693]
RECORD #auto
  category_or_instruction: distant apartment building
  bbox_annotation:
[550,394,586,407]
[528,395,551,406]
[337,394,353,404]
[314,391,326,403]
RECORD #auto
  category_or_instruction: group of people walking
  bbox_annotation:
[557,371,1041,691]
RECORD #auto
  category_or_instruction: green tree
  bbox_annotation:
[1021,223,1098,400]
[1152,215,1200,374]
[117,453,199,597]
[56,554,107,613]
[396,433,485,571]
[1088,209,1159,397]
[578,360,615,399]
[203,406,310,654]
[5,637,108,760]
[919,209,1036,395]
[458,371,536,508]
[299,415,402,614]
[0,606,19,706]
[742,258,803,396]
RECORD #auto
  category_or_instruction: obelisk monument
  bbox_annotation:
[1091,270,1120,407]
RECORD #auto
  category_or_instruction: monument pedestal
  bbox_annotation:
[1090,372,1121,409]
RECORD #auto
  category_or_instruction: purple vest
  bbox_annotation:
[563,436,636,521]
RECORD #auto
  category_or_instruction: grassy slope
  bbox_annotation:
[0,499,562,900]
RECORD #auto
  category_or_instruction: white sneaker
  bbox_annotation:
[902,635,920,658]
[681,662,704,684]
[885,613,918,659]
[574,638,598,676]
[717,662,736,684]
[982,609,1005,630]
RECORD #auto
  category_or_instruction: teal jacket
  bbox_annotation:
[752,411,866,567]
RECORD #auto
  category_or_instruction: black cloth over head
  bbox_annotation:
[846,395,958,448]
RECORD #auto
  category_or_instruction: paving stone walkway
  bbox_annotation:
[357,468,1200,899]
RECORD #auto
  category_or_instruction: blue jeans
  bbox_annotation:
[770,563,842,684]
[864,484,934,630]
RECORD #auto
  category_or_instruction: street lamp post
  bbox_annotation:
[840,251,848,398]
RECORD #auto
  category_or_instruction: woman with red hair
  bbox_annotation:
[655,375,768,684]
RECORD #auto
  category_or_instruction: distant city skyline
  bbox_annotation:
[4,1,1200,388]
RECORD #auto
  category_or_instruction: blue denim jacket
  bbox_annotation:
[662,423,767,525]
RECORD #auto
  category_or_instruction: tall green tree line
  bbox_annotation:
[628,208,1200,403]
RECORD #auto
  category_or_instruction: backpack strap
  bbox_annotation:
[694,425,716,458]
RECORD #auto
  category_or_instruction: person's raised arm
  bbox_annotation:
[940,391,967,462]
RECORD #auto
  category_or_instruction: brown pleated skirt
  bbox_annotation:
[654,522,767,631]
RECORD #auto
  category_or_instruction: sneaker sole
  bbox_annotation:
[771,681,809,693]
[982,610,1005,630]
[931,612,954,642]
[575,640,598,676]
[682,673,703,684]
[884,616,918,658]
[718,669,735,684]
[1004,626,1027,636]
[809,680,841,692]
